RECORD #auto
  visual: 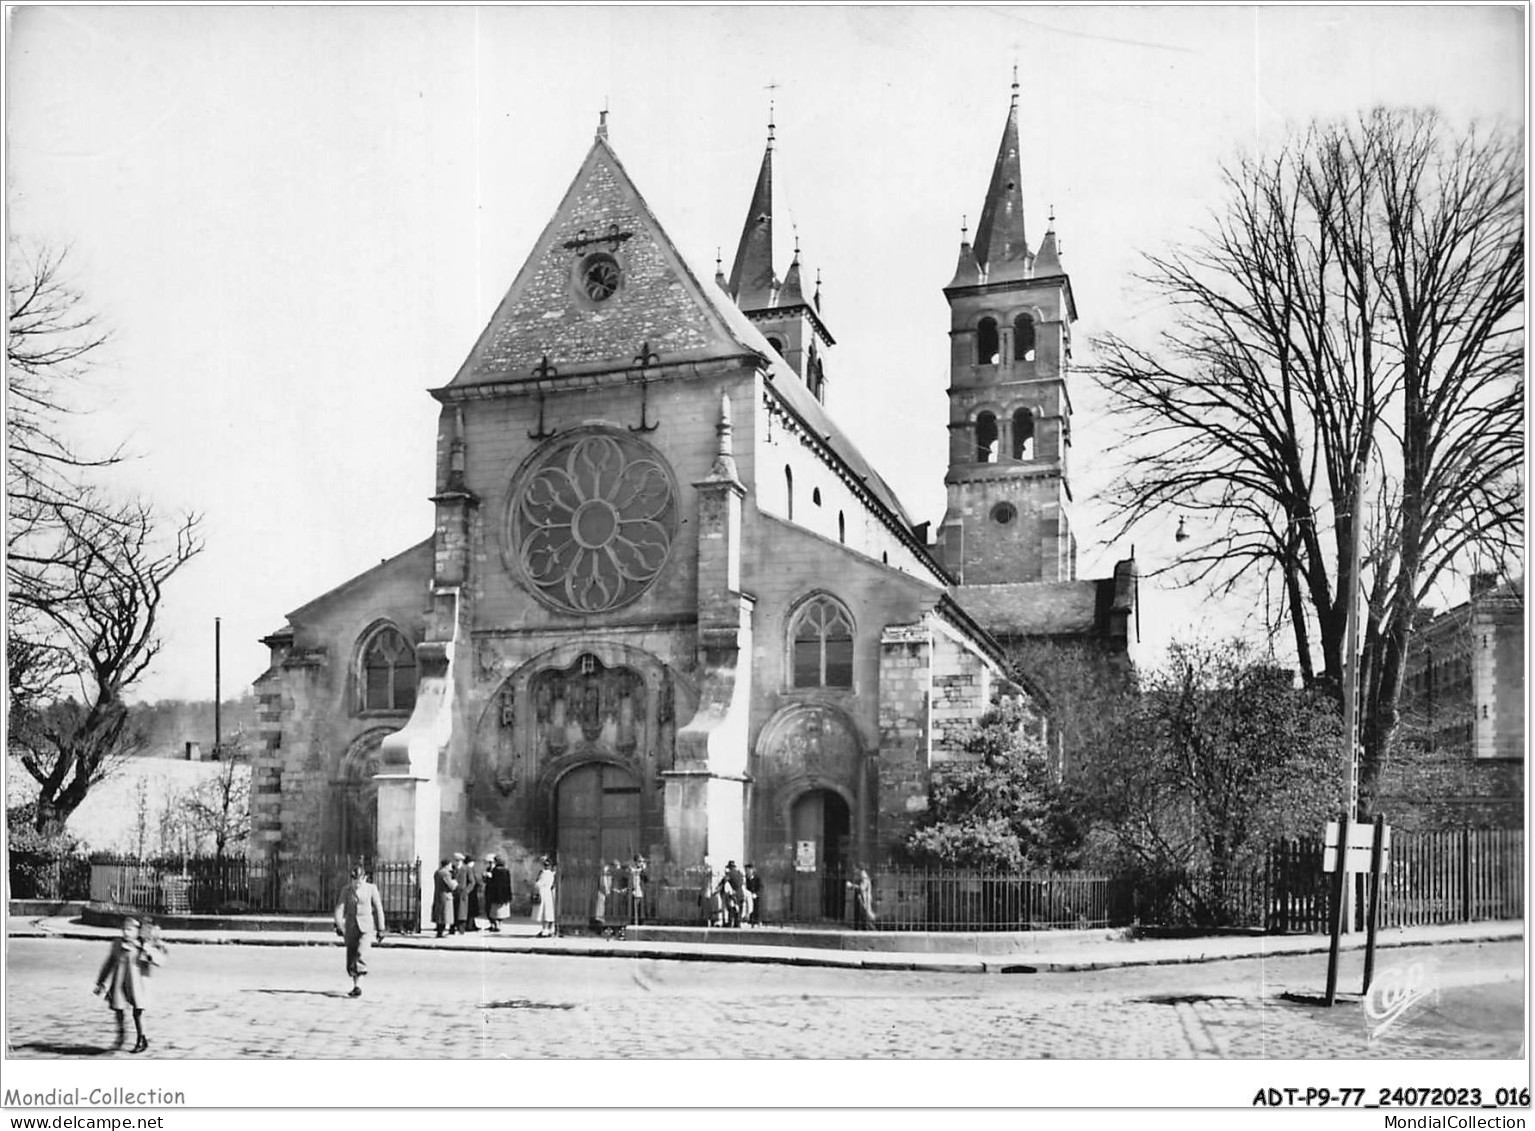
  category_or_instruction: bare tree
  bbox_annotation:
[182,738,253,857]
[7,243,119,729]
[6,243,205,834]
[1088,108,1523,809]
[11,500,203,833]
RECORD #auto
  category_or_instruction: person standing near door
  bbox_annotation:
[485,855,512,932]
[625,855,647,927]
[533,856,558,938]
[431,859,457,938]
[743,863,763,927]
[846,864,876,931]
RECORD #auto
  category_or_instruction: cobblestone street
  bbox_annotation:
[4,937,1521,1060]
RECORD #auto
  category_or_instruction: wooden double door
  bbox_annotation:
[554,762,642,924]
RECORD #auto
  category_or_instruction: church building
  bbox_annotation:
[251,82,1137,916]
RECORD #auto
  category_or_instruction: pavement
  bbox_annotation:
[5,908,1522,974]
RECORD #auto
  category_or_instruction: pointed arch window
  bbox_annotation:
[1013,314,1036,361]
[785,465,794,520]
[976,318,999,365]
[838,511,846,544]
[975,412,998,463]
[1012,408,1035,460]
[359,625,417,713]
[791,596,855,689]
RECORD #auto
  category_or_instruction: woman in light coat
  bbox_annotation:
[533,856,558,938]
[94,917,163,1053]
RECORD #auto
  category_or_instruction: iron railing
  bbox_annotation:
[5,850,93,901]
[81,854,423,933]
[11,828,1521,937]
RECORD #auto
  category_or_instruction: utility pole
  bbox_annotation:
[1339,456,1368,932]
[214,616,222,760]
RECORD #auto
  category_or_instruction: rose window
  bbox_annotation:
[511,430,677,614]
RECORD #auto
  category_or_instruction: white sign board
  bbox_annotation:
[1323,821,1391,874]
[794,840,817,873]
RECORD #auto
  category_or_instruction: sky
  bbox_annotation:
[6,5,1526,704]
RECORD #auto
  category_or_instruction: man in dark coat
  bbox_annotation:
[743,863,763,927]
[432,859,457,938]
[453,853,478,933]
[722,861,745,928]
[485,855,513,931]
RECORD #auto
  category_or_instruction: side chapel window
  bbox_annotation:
[791,596,854,689]
[360,626,417,713]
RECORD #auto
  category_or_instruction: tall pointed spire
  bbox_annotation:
[728,114,777,308]
[972,70,1031,282]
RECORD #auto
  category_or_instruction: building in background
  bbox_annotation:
[251,87,1138,911]
[1380,574,1524,828]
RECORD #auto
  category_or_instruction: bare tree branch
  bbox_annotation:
[1083,109,1524,807]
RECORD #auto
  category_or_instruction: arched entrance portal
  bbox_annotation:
[555,762,642,867]
[790,788,850,920]
[331,730,389,861]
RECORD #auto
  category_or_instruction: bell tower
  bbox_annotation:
[937,75,1077,585]
[721,112,836,403]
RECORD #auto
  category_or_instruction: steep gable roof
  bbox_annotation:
[443,126,928,563]
[450,135,756,385]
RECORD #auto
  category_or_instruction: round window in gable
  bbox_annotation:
[991,502,1017,525]
[577,252,622,302]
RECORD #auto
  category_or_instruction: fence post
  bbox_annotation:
[1460,827,1472,923]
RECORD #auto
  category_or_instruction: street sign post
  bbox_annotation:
[1323,814,1392,1006]
[1323,821,1390,873]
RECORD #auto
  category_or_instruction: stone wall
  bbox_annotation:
[876,623,933,853]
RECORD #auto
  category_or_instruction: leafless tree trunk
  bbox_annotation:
[7,242,205,835]
[1087,108,1523,811]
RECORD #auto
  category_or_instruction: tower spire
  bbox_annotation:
[727,112,777,307]
[972,74,1031,281]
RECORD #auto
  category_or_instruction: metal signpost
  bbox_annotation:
[1323,815,1391,1006]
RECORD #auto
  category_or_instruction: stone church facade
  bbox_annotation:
[251,86,1137,911]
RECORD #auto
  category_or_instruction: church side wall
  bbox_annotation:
[741,510,941,865]
[251,546,433,864]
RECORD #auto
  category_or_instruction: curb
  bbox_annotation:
[11,921,988,972]
[9,917,1519,975]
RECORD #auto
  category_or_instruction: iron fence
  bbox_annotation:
[547,861,1123,931]
[11,828,1521,938]
[6,850,93,901]
[81,854,423,932]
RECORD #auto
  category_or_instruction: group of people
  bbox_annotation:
[702,860,763,928]
[431,852,515,938]
[93,916,167,1051]
[589,856,647,936]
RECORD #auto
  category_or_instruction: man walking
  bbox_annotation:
[334,865,387,997]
